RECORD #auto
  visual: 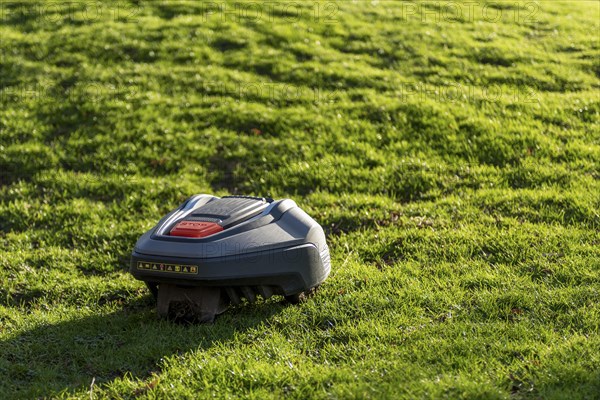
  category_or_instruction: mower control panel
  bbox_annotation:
[168,196,271,238]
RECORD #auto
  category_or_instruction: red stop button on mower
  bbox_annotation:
[170,221,223,238]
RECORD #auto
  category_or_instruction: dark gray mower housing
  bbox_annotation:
[130,195,330,322]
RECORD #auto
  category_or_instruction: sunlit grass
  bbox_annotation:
[0,1,599,398]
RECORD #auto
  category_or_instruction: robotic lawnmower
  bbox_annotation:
[130,195,330,322]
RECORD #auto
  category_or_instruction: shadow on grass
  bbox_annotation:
[0,296,284,398]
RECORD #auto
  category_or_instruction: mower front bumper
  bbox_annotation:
[131,242,330,296]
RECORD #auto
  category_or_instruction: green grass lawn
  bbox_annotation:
[1,0,599,398]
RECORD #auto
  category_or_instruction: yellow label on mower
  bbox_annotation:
[137,261,198,275]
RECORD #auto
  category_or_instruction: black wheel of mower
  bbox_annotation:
[145,281,159,299]
[285,286,319,304]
